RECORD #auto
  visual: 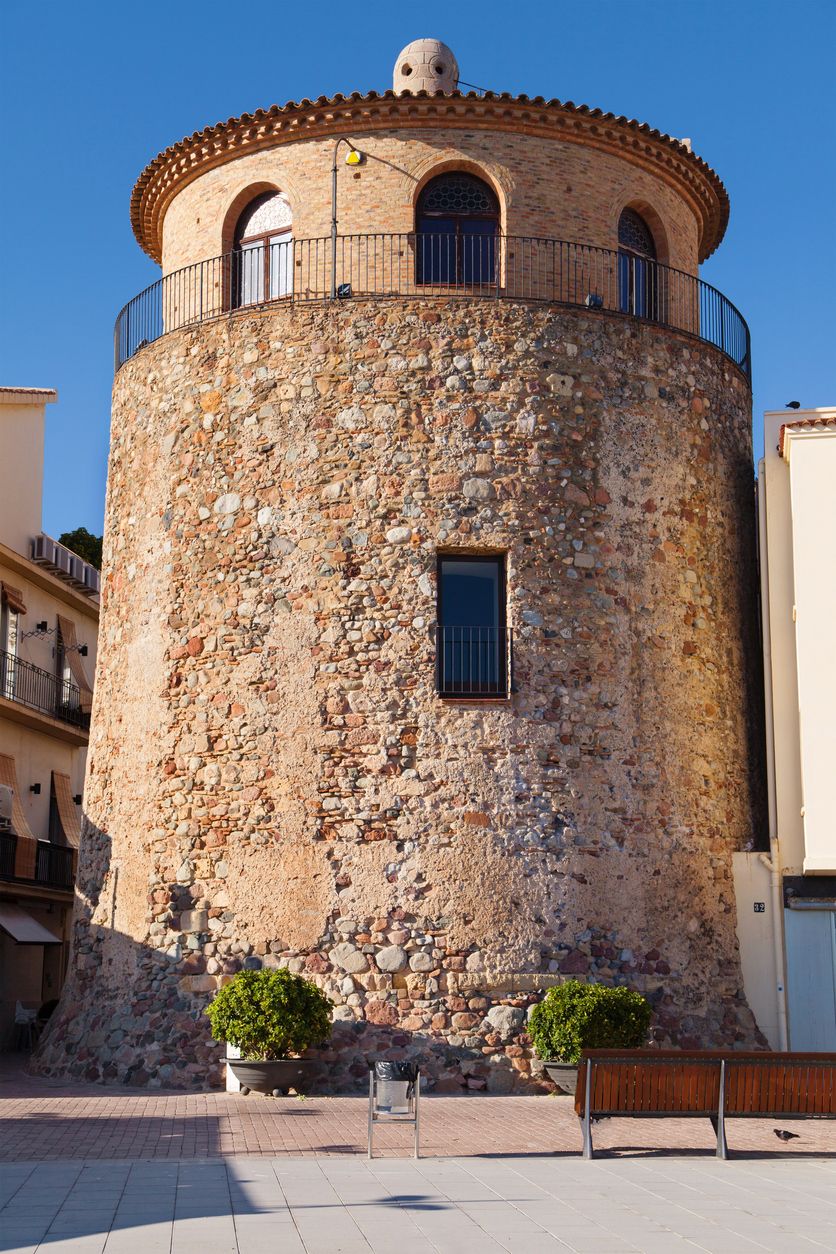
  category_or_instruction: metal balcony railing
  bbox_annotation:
[0,649,90,731]
[114,234,751,380]
[436,626,512,699]
[35,841,75,889]
[0,830,16,879]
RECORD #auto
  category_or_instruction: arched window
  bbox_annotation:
[233,191,293,306]
[618,208,659,319]
[415,173,499,286]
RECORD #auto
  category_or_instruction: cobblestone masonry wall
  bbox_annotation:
[36,300,765,1091]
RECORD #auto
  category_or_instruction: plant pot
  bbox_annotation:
[544,1062,579,1095]
[226,1057,316,1096]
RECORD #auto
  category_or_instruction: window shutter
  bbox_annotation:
[56,615,94,713]
[52,772,81,849]
[0,583,27,615]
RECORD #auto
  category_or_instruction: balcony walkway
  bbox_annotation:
[115,234,751,380]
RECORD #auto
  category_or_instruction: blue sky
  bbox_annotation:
[1,0,833,538]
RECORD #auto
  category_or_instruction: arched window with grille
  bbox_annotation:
[618,208,659,319]
[232,191,293,307]
[415,172,499,286]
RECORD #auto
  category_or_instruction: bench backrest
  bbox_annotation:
[725,1059,836,1116]
[575,1050,836,1118]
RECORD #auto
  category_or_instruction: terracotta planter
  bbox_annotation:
[226,1057,316,1096]
[544,1062,579,1095]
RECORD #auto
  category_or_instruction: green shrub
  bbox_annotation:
[205,968,332,1060]
[528,980,652,1064]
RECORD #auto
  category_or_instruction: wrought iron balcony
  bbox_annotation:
[436,626,512,699]
[35,841,75,889]
[0,830,16,879]
[0,649,90,731]
[0,832,75,890]
[114,234,750,379]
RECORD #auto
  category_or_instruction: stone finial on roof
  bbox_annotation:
[393,39,459,94]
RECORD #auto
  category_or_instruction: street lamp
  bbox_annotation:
[331,138,364,299]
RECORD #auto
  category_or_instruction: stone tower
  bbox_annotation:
[37,41,764,1090]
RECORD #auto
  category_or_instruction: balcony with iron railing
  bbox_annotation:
[0,649,90,732]
[0,831,75,891]
[115,234,751,379]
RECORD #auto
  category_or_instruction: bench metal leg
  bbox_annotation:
[581,1062,594,1159]
[715,1060,729,1160]
[367,1071,374,1159]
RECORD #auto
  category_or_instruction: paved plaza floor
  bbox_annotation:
[2,1059,836,1251]
[3,1155,836,1254]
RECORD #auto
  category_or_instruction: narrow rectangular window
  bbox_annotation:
[436,555,508,698]
[0,589,21,702]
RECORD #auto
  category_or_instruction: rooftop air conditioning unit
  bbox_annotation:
[82,564,101,595]
[53,544,74,575]
[0,785,12,830]
[31,534,58,566]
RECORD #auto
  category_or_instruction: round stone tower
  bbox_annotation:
[37,41,765,1091]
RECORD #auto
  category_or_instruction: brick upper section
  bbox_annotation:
[131,90,730,267]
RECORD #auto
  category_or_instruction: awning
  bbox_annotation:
[56,615,94,713]
[0,582,27,615]
[0,903,61,945]
[0,754,38,878]
[52,771,81,849]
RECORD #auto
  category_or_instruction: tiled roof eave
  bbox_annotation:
[779,418,836,458]
[130,90,729,265]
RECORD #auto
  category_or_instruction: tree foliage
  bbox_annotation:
[205,968,333,1060]
[58,527,103,570]
[528,980,652,1064]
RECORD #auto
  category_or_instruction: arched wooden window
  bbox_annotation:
[415,173,499,286]
[618,208,659,319]
[232,192,293,306]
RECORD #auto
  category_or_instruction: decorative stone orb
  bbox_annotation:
[393,39,459,94]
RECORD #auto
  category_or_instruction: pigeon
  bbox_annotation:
[786,401,801,409]
[773,1128,800,1142]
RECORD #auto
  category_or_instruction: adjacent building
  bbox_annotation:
[0,387,99,1044]
[38,40,765,1091]
[735,406,836,1051]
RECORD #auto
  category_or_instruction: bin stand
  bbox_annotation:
[367,1065,420,1159]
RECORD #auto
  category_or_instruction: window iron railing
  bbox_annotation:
[35,841,75,889]
[0,830,16,879]
[114,234,751,380]
[0,649,90,731]
[436,625,512,699]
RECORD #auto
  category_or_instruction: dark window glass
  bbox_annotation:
[48,778,64,845]
[618,208,660,320]
[416,173,499,286]
[618,209,656,258]
[436,556,508,697]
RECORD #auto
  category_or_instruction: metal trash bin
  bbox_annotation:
[368,1060,420,1158]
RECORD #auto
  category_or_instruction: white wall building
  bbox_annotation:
[740,406,836,1051]
[0,388,99,1045]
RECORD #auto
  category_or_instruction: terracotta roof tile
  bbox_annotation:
[779,417,836,457]
[130,89,729,265]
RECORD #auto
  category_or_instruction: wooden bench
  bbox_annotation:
[575,1049,836,1159]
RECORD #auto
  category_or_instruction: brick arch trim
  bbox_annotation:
[220,182,293,256]
[405,155,511,233]
[613,197,671,266]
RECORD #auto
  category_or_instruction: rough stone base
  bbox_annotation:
[34,299,766,1090]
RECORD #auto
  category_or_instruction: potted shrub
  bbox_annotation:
[528,979,652,1094]
[205,967,332,1096]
